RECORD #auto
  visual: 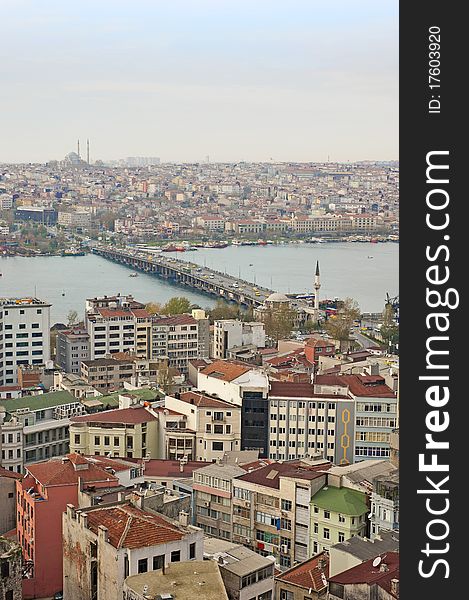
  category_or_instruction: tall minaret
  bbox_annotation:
[87,139,90,164]
[314,261,321,321]
[77,139,80,158]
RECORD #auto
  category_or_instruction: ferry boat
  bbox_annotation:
[129,272,138,277]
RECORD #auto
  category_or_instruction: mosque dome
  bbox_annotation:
[265,292,290,304]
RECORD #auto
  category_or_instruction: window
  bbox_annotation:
[114,437,120,446]
[280,590,294,600]
[324,510,330,519]
[339,514,346,523]
[189,542,196,559]
[323,528,330,539]
[104,436,110,446]
[171,550,180,562]
[212,441,223,451]
[94,436,100,446]
[153,555,165,570]
[314,523,318,534]
[281,499,292,512]
[138,558,148,573]
[338,531,345,542]
[1,561,10,578]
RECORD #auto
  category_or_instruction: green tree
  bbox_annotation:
[208,299,239,323]
[145,302,162,315]
[325,297,360,352]
[161,297,192,315]
[263,304,296,344]
[156,361,179,394]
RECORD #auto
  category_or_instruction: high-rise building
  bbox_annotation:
[0,297,51,386]
[56,328,90,374]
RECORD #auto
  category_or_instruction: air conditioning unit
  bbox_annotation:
[243,500,251,508]
[245,538,251,544]
[203,501,210,507]
[281,544,289,554]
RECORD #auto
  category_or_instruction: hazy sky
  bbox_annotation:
[0,0,398,164]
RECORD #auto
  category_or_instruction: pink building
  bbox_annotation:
[16,453,119,599]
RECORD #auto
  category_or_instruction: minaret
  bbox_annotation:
[77,139,80,158]
[314,261,321,321]
[87,139,90,164]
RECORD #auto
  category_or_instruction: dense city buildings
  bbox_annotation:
[0,298,51,387]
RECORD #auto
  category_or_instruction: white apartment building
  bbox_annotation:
[152,314,200,373]
[268,381,355,465]
[85,295,152,359]
[164,391,242,462]
[213,320,265,359]
[0,297,51,386]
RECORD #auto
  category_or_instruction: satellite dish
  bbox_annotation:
[372,557,382,568]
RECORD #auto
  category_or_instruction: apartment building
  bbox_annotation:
[0,466,21,534]
[86,295,152,359]
[313,374,398,462]
[309,485,368,555]
[69,404,159,459]
[0,390,84,472]
[232,461,329,568]
[0,297,51,386]
[63,501,204,600]
[55,328,90,374]
[193,462,246,541]
[213,320,266,359]
[268,381,355,465]
[57,210,92,229]
[216,544,275,600]
[274,552,329,600]
[80,356,135,393]
[165,391,242,462]
[16,453,121,599]
[151,314,200,373]
[197,361,270,457]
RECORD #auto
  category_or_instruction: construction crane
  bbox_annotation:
[385,293,399,323]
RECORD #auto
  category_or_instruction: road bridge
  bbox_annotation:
[92,246,275,307]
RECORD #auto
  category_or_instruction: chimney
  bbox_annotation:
[178,511,189,527]
[379,563,389,572]
[390,578,399,596]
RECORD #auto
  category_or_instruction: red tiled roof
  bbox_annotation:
[200,360,251,382]
[0,466,22,479]
[276,552,329,591]
[305,337,333,348]
[84,455,143,472]
[329,552,399,595]
[85,504,184,548]
[153,314,197,326]
[26,454,118,487]
[131,309,152,318]
[178,391,235,409]
[97,308,133,318]
[315,374,396,398]
[71,406,158,424]
[269,381,315,398]
[143,458,210,478]
[237,460,330,489]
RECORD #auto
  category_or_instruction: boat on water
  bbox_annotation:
[61,249,86,256]
[129,272,138,277]
[162,245,178,252]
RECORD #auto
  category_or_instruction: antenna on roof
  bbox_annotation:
[372,556,382,568]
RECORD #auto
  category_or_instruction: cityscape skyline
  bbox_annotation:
[0,0,398,164]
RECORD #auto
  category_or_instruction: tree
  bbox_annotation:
[263,304,296,344]
[156,361,179,395]
[145,302,162,315]
[67,310,79,327]
[208,300,240,323]
[325,297,360,352]
[161,297,192,316]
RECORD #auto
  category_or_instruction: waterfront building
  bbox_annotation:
[0,297,51,387]
[85,295,152,360]
[80,356,136,393]
[151,313,201,373]
[165,391,242,462]
[55,328,90,374]
[62,500,203,600]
